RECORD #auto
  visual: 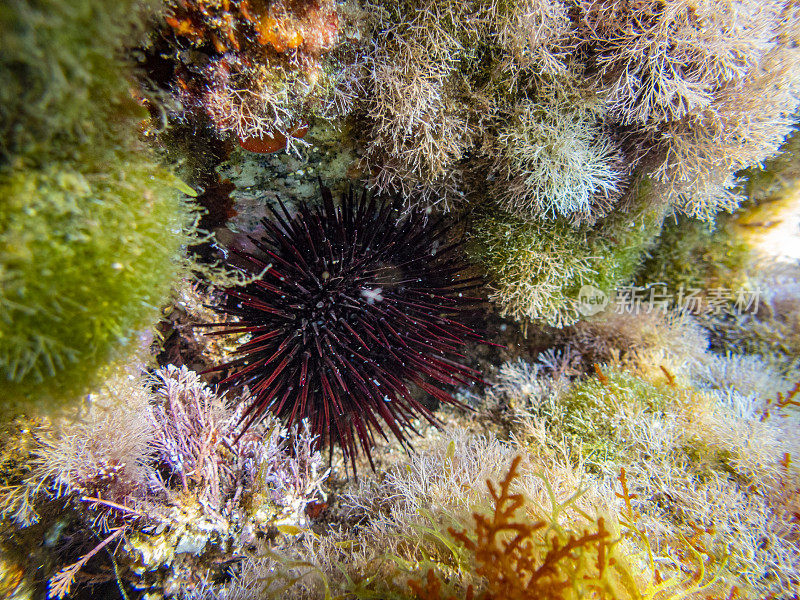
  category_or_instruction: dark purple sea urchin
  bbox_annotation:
[205,184,485,469]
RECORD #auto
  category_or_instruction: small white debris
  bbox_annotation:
[360,287,384,304]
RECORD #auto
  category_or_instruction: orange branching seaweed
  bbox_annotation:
[659,366,676,388]
[448,456,549,598]
[761,380,800,420]
[594,364,610,387]
[410,456,621,600]
[408,568,473,600]
[408,459,739,600]
[777,382,800,409]
[615,467,639,525]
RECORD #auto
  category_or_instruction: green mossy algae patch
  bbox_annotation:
[0,155,194,417]
[637,214,752,293]
[0,0,156,166]
[469,177,666,327]
[558,368,671,464]
[0,0,197,418]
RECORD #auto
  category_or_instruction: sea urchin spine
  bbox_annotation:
[205,184,485,468]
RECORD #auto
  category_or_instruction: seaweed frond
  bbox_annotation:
[761,380,800,420]
[409,456,628,600]
[47,527,127,599]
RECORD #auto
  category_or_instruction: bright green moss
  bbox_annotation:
[0,0,156,166]
[589,179,667,292]
[0,154,193,417]
[469,177,666,327]
[558,367,672,465]
[0,0,197,418]
[468,210,596,327]
[636,214,751,293]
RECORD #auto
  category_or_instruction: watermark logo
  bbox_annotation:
[576,282,762,316]
[614,284,761,316]
[577,285,609,316]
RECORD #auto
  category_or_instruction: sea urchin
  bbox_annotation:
[205,184,485,468]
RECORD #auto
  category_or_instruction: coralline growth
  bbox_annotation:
[148,0,365,149]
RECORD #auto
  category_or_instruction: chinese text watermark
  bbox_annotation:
[577,284,761,317]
